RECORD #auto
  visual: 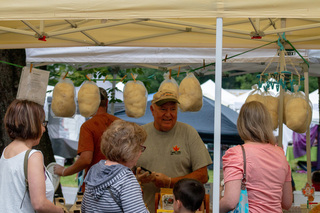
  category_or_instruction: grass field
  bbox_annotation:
[60,169,78,188]
[292,171,308,191]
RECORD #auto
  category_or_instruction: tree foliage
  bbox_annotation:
[45,64,318,95]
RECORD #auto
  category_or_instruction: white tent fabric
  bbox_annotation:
[26,46,320,77]
[309,89,319,124]
[201,79,237,109]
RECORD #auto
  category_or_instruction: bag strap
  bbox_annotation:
[108,187,124,213]
[21,149,32,209]
[24,149,32,189]
[240,145,247,190]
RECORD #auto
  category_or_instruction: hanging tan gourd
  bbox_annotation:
[283,91,292,124]
[159,72,179,95]
[285,86,312,133]
[245,94,266,105]
[264,95,279,130]
[78,81,100,118]
[51,77,76,117]
[123,79,147,118]
[285,97,312,133]
[178,73,203,112]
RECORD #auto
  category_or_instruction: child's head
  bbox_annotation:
[173,178,205,213]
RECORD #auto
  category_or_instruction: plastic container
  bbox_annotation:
[54,155,65,166]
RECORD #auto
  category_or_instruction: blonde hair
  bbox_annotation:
[100,120,147,163]
[237,101,276,144]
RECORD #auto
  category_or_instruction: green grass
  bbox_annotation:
[292,172,308,191]
[208,169,213,183]
[60,172,78,188]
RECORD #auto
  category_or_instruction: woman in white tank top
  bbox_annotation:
[0,99,64,213]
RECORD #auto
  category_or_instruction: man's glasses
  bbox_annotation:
[140,145,146,152]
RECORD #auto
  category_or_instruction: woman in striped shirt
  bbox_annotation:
[81,120,149,213]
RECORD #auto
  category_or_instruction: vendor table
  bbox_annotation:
[286,146,317,169]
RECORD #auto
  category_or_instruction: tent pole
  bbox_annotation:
[213,17,222,213]
[302,63,312,184]
[110,73,116,115]
[278,50,285,148]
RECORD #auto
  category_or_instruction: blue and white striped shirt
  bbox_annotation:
[81,161,149,213]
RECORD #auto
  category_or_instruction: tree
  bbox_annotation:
[0,49,25,153]
[0,49,61,194]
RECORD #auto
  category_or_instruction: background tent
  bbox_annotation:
[201,79,237,110]
[114,96,242,145]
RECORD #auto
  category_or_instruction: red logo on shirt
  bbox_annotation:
[171,145,181,155]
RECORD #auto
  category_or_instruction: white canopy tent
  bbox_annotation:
[2,1,320,211]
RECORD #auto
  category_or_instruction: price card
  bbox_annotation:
[16,66,50,105]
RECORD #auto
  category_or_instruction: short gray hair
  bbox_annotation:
[100,120,147,163]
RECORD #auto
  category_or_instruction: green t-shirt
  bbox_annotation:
[137,121,212,213]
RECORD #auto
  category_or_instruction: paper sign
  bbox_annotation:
[16,66,50,105]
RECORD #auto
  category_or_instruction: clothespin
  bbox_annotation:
[29,64,33,73]
[177,67,180,77]
[120,75,127,82]
[85,75,91,81]
[224,54,228,62]
[169,69,172,79]
[203,59,205,69]
[103,75,108,83]
[130,73,136,82]
[62,72,69,80]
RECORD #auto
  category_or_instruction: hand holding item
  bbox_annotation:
[136,167,156,184]
[54,164,66,176]
[154,173,171,188]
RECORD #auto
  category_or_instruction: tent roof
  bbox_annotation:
[2,0,319,20]
[1,1,320,49]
